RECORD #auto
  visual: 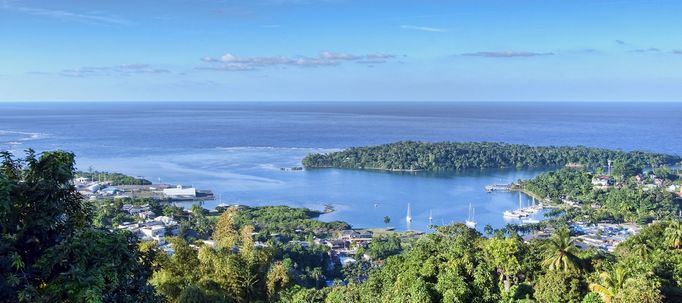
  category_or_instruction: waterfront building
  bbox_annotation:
[163,184,197,198]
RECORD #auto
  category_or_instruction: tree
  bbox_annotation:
[176,285,234,303]
[266,262,290,301]
[214,208,239,249]
[366,235,402,260]
[628,235,652,260]
[611,276,662,303]
[533,270,587,303]
[543,227,581,272]
[582,292,604,303]
[484,236,524,292]
[484,224,494,236]
[665,220,682,249]
[308,267,323,289]
[0,150,156,302]
[588,267,629,303]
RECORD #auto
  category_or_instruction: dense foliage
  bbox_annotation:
[303,141,680,171]
[522,168,682,223]
[0,150,156,303]
[232,206,351,242]
[280,222,682,303]
[76,170,152,185]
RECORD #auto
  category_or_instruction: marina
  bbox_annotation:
[502,193,545,220]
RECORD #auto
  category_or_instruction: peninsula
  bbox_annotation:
[303,141,681,171]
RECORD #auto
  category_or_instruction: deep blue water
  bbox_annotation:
[1,102,681,231]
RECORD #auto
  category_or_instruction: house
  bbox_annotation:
[324,239,346,250]
[138,210,156,220]
[340,230,373,243]
[634,175,643,184]
[163,185,197,198]
[154,216,178,226]
[591,175,612,188]
[124,204,150,215]
[339,256,357,267]
[121,204,134,213]
[140,225,166,240]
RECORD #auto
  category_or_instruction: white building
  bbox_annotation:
[163,185,197,198]
[141,225,166,240]
[154,216,178,226]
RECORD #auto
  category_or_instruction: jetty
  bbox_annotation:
[485,183,512,192]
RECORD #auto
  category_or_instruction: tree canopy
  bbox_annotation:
[303,141,680,171]
[0,150,156,303]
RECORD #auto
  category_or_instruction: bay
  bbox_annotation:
[1,101,680,231]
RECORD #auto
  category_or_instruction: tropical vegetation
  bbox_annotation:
[302,141,681,171]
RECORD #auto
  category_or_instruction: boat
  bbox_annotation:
[465,202,477,229]
[406,203,412,223]
[503,194,530,218]
[503,210,523,218]
[428,209,433,226]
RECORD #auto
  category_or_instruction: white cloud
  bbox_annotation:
[1,1,131,26]
[199,51,396,71]
[319,51,362,60]
[400,25,448,33]
[461,51,554,58]
[55,64,170,77]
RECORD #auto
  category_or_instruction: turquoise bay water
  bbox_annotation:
[1,102,680,231]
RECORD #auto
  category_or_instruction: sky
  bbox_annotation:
[1,0,681,102]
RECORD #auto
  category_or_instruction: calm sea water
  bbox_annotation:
[1,102,681,231]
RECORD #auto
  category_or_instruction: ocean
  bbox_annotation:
[1,101,680,231]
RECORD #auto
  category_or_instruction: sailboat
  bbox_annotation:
[503,193,529,218]
[406,203,412,223]
[465,202,477,229]
[428,209,433,226]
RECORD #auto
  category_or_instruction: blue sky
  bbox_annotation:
[1,0,681,102]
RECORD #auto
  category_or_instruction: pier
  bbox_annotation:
[485,183,512,192]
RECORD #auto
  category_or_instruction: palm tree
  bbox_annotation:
[589,267,629,303]
[629,235,653,260]
[665,220,682,249]
[542,227,581,271]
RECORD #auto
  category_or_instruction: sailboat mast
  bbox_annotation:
[406,203,412,222]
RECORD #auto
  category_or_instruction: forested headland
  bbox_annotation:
[302,141,681,171]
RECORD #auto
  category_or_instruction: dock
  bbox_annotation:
[485,183,512,192]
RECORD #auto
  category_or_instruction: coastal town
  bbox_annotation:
[4,142,682,302]
[73,162,682,276]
